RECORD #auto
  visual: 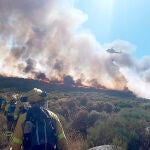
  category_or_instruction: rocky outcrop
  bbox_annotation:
[88,145,122,150]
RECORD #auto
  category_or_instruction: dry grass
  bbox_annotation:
[65,128,88,150]
[0,113,9,149]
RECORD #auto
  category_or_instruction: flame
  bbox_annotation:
[0,75,123,92]
[34,77,107,91]
[38,78,50,83]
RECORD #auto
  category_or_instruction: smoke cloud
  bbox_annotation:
[0,0,150,99]
[36,73,46,79]
[63,75,75,86]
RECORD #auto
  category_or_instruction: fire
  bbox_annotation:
[0,74,121,92]
[35,77,106,90]
[38,78,50,83]
[55,82,65,85]
[37,76,107,90]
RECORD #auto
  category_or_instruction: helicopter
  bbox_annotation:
[106,48,121,54]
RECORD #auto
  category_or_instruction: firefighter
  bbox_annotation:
[12,88,68,150]
[13,96,29,121]
[6,98,17,131]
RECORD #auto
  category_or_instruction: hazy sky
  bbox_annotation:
[75,0,150,58]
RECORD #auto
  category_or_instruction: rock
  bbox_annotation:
[88,145,122,150]
[145,126,150,134]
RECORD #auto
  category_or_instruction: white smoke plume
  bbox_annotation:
[0,0,150,99]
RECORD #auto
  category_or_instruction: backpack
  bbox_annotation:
[19,106,27,114]
[22,106,58,150]
[0,98,3,105]
[0,98,3,109]
[7,102,16,116]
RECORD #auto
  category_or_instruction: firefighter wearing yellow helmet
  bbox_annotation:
[12,88,68,150]
[13,95,29,121]
[6,95,17,131]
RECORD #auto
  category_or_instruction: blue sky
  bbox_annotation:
[75,0,150,58]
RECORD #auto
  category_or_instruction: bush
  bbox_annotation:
[104,103,114,114]
[65,128,88,150]
[72,110,89,138]
[87,116,149,149]
[87,121,114,148]
[0,114,8,148]
[142,104,150,110]
[139,130,150,150]
[121,110,150,121]
[77,96,88,106]
[88,110,100,126]
[116,101,133,108]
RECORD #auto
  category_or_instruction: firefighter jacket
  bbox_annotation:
[11,109,68,150]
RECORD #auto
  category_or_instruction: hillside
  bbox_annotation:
[0,76,136,99]
[0,77,149,150]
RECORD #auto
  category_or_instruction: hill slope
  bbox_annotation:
[0,76,136,99]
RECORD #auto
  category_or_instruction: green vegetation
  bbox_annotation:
[46,90,150,150]
[0,78,149,149]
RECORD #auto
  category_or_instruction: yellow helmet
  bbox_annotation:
[11,94,18,101]
[25,88,47,103]
[0,93,5,99]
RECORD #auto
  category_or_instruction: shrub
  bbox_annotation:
[104,103,114,114]
[0,114,8,148]
[121,110,150,121]
[87,121,114,148]
[65,128,88,150]
[116,101,133,108]
[77,96,88,106]
[72,110,89,138]
[87,115,149,149]
[88,110,100,126]
[142,104,150,110]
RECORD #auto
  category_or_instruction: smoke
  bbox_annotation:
[24,58,36,73]
[63,75,75,86]
[0,0,150,99]
[36,73,46,79]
